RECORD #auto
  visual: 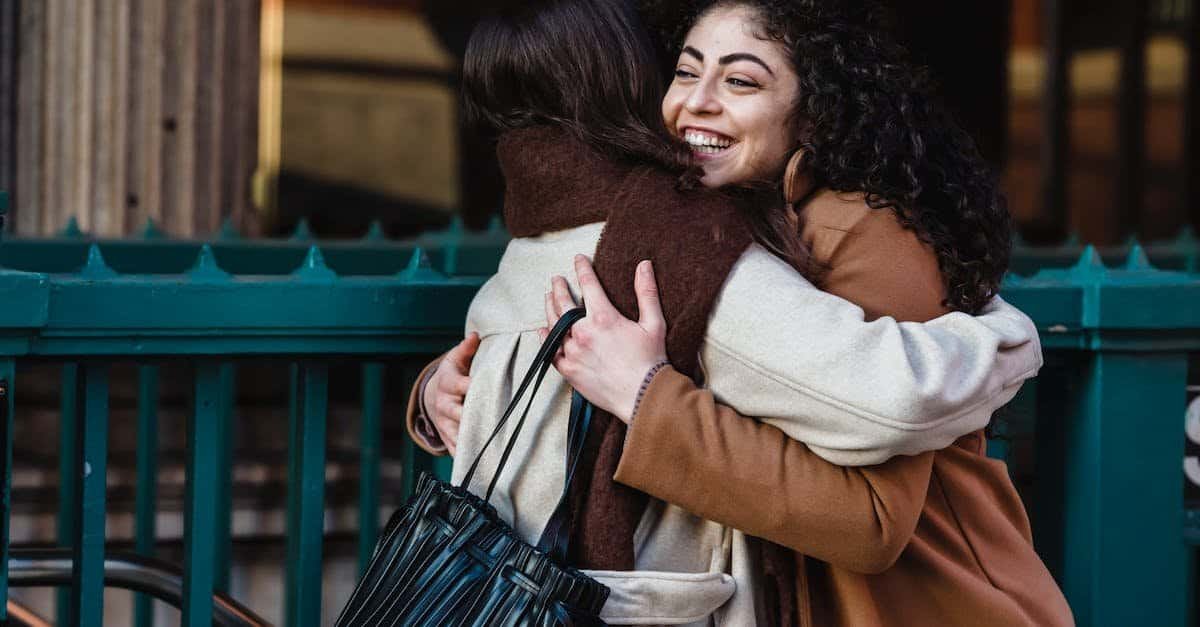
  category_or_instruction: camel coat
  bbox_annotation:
[613,192,1074,626]
[404,193,1046,624]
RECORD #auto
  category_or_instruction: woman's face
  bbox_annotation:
[662,5,800,188]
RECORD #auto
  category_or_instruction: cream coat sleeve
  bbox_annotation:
[700,244,1042,466]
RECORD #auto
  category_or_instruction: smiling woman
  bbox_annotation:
[663,5,801,188]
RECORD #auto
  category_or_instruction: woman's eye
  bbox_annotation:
[674,68,698,80]
[727,77,759,89]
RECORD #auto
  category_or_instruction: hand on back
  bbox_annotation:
[540,255,669,423]
[423,333,480,456]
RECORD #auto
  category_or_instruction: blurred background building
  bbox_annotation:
[1,0,1196,244]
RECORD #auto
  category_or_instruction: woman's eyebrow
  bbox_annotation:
[682,45,704,61]
[718,52,775,76]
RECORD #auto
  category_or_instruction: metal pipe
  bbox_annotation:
[8,548,271,627]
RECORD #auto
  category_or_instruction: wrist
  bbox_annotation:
[625,359,670,424]
[420,367,439,421]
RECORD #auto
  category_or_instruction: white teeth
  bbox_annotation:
[684,130,733,151]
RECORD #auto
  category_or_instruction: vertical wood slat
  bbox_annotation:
[42,0,66,235]
[0,361,16,624]
[161,0,198,236]
[1116,0,1149,239]
[225,0,262,236]
[70,363,109,627]
[1040,0,1071,241]
[14,0,45,235]
[74,0,95,233]
[183,361,221,627]
[91,0,132,238]
[125,0,165,232]
[0,0,17,212]
[55,363,79,625]
[286,362,328,627]
[193,0,222,236]
[1185,0,1200,231]
[133,364,159,627]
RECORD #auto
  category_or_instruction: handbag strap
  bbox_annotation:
[459,307,589,502]
[534,389,593,562]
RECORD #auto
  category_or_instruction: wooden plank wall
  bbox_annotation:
[9,0,260,238]
[0,1,15,234]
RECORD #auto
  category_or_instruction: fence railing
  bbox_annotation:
[0,205,1196,626]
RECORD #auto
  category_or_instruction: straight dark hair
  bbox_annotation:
[462,0,697,183]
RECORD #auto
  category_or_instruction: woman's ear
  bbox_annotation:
[783,149,814,204]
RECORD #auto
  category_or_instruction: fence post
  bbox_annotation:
[183,361,222,627]
[70,362,109,627]
[0,361,15,625]
[1059,351,1189,626]
[286,362,328,627]
[134,364,159,627]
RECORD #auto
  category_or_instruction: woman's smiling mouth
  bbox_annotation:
[683,128,737,157]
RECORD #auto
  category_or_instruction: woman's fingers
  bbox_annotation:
[634,260,665,335]
[446,332,481,374]
[544,291,557,328]
[551,275,577,316]
[573,255,617,318]
[443,372,470,397]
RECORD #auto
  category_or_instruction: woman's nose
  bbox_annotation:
[684,80,722,115]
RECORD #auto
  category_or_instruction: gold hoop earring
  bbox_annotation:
[783,149,814,205]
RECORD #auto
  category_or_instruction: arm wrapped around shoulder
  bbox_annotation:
[700,244,1041,466]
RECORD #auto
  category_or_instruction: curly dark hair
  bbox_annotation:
[641,0,1011,314]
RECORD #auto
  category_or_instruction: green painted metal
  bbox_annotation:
[0,220,1198,626]
[134,365,159,627]
[56,363,79,626]
[1056,353,1188,627]
[183,362,222,627]
[358,362,384,575]
[70,363,109,627]
[285,363,328,627]
[0,360,14,624]
[214,362,236,593]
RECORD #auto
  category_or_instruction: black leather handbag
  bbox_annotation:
[335,308,609,626]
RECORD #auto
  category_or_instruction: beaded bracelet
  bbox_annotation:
[631,359,672,421]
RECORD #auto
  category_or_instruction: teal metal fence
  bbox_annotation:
[0,198,1196,626]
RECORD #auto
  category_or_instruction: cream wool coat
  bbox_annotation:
[453,222,1042,626]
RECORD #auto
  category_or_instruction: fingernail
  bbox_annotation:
[640,260,652,275]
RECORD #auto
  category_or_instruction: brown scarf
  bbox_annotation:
[497,125,797,623]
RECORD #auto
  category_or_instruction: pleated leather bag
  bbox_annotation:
[335,308,609,626]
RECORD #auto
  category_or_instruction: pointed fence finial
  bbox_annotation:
[448,215,465,236]
[1123,243,1154,270]
[486,215,505,235]
[139,217,165,240]
[1069,244,1108,280]
[60,216,84,239]
[1000,272,1024,287]
[292,245,337,281]
[187,245,232,281]
[398,248,443,282]
[290,218,313,241]
[80,244,117,279]
[363,220,387,242]
[218,217,241,241]
[1175,225,1198,247]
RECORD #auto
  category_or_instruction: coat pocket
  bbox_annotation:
[583,569,736,625]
